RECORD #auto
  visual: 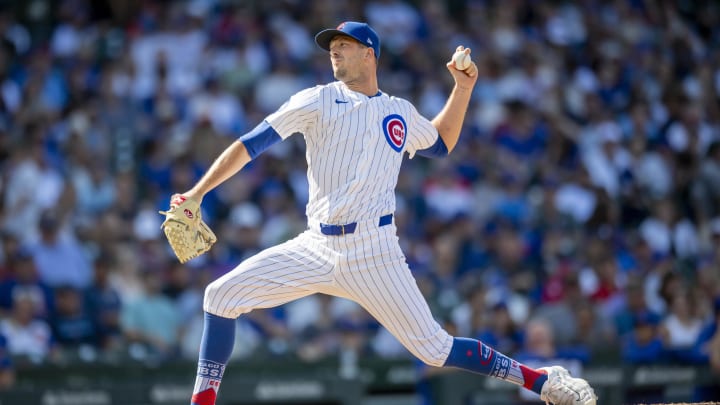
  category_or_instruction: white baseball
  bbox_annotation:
[452,51,471,70]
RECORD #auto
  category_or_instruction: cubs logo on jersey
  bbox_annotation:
[382,114,406,152]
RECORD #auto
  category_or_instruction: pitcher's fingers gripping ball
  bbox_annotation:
[450,46,477,76]
[159,195,217,263]
[452,49,471,70]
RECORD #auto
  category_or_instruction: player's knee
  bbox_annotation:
[407,329,453,367]
[202,279,231,317]
[203,279,222,301]
[410,338,451,367]
[416,351,447,367]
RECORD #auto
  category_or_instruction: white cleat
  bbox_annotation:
[538,366,597,405]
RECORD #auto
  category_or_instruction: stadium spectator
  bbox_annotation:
[121,269,182,360]
[0,248,54,319]
[621,311,664,364]
[710,314,720,374]
[691,298,720,401]
[29,210,92,289]
[84,254,123,350]
[0,288,56,364]
[2,134,65,243]
[514,319,585,403]
[70,158,117,219]
[49,285,98,356]
[474,302,523,356]
[364,0,421,54]
[0,333,14,390]
[615,279,661,338]
[660,289,705,362]
[692,141,720,221]
[692,297,720,364]
[570,300,616,362]
[0,231,20,278]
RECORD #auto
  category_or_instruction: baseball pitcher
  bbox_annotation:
[160,21,597,405]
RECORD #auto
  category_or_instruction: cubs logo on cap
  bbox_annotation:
[382,114,406,152]
[315,21,381,59]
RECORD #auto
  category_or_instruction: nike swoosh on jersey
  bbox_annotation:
[335,99,349,104]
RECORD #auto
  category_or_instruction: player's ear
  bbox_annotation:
[370,50,379,69]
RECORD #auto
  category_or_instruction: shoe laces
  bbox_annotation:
[543,379,582,405]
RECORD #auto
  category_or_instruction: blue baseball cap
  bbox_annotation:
[315,21,380,59]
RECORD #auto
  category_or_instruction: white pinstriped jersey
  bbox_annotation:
[204,80,455,368]
[265,81,439,225]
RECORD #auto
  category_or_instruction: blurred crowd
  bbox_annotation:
[0,0,720,391]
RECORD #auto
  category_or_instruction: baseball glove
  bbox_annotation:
[159,195,217,263]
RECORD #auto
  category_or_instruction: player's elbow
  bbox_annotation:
[416,136,450,159]
[431,120,460,153]
[440,132,459,153]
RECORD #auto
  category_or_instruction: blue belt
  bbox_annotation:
[320,214,393,236]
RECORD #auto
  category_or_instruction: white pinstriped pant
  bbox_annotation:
[204,217,453,367]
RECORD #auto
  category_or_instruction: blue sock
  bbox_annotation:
[443,337,548,394]
[191,312,236,405]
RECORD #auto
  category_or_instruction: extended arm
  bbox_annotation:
[182,121,282,201]
[160,134,259,263]
[431,46,478,153]
[184,140,251,201]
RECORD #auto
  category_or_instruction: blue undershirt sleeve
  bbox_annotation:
[238,120,282,160]
[415,136,449,158]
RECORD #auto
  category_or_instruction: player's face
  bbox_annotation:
[328,36,371,82]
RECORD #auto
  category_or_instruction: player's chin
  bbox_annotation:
[333,68,347,80]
